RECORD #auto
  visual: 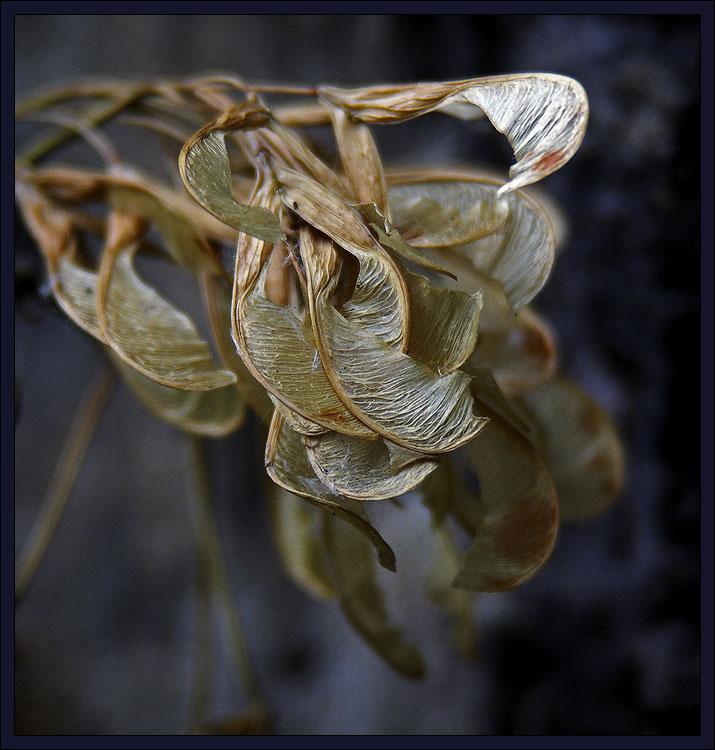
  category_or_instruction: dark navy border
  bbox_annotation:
[3,0,715,16]
[3,2,713,748]
[699,1,715,749]
[2,3,18,750]
[4,737,715,750]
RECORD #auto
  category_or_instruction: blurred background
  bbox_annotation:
[14,13,701,735]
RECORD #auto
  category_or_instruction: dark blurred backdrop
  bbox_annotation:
[14,13,701,735]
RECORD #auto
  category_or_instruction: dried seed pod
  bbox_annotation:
[320,73,589,194]
[15,70,623,687]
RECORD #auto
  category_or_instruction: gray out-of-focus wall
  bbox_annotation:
[14,14,701,735]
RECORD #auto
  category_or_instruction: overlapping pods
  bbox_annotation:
[16,72,622,678]
[176,78,588,527]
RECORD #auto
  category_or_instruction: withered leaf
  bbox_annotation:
[53,254,104,340]
[232,171,373,437]
[322,512,426,679]
[236,251,375,438]
[201,273,274,421]
[418,456,452,529]
[15,176,76,270]
[266,482,335,599]
[468,274,558,395]
[179,104,285,243]
[274,164,409,351]
[112,354,245,437]
[466,365,530,437]
[107,179,222,276]
[29,166,240,247]
[522,378,625,521]
[453,410,559,592]
[270,395,328,437]
[96,241,236,391]
[52,247,235,392]
[419,450,484,538]
[320,73,589,194]
[301,230,488,454]
[388,165,569,254]
[355,201,457,279]
[15,192,123,399]
[304,430,439,501]
[388,179,508,248]
[402,270,482,375]
[265,411,396,572]
[425,525,478,660]
[329,105,389,215]
[385,440,433,474]
[390,174,556,312]
[449,181,556,311]
[263,120,348,197]
[19,178,237,392]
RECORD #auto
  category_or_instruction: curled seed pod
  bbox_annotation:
[15,70,623,692]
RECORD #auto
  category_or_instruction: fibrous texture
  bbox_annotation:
[16,71,623,677]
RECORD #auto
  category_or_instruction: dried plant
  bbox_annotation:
[15,72,625,730]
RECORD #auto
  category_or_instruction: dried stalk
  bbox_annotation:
[15,368,116,601]
[186,435,264,708]
[18,90,145,165]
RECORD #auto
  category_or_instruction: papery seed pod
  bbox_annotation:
[15,70,623,693]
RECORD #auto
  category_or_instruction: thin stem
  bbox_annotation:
[184,74,318,98]
[18,90,144,166]
[185,86,235,114]
[244,83,318,97]
[14,79,142,117]
[116,113,194,144]
[20,111,121,167]
[272,102,332,128]
[15,368,116,602]
[189,540,216,730]
[186,436,264,707]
